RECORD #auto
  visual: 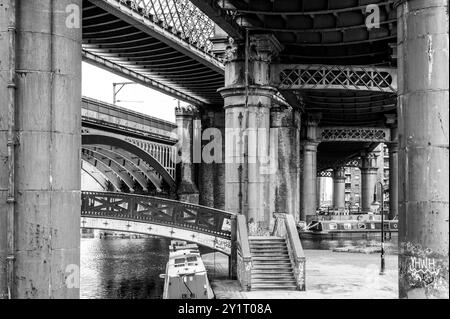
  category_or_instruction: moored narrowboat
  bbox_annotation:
[160,240,214,299]
[298,219,398,240]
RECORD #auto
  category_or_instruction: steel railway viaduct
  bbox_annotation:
[0,0,448,298]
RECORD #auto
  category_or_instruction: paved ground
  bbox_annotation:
[203,250,398,299]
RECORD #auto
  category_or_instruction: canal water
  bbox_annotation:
[80,236,398,299]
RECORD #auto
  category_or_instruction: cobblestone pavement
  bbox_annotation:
[203,250,398,299]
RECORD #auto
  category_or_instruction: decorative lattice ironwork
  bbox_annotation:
[317,170,332,177]
[343,159,361,168]
[81,191,235,238]
[274,64,397,92]
[319,127,390,142]
[117,0,215,52]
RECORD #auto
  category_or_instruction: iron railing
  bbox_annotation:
[81,191,235,239]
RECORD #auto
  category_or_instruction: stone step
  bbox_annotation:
[252,254,289,257]
[250,247,288,251]
[252,254,290,260]
[252,279,297,284]
[252,270,294,275]
[253,263,292,271]
[249,241,286,244]
[249,236,284,240]
[251,284,298,290]
[252,274,295,280]
[252,259,291,263]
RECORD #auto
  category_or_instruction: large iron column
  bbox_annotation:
[198,106,225,210]
[332,168,346,211]
[397,0,449,298]
[0,0,82,298]
[175,106,199,204]
[219,34,283,233]
[300,114,320,222]
[360,151,379,213]
[270,105,301,222]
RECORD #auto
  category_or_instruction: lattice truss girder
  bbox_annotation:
[319,127,390,143]
[273,64,397,93]
[117,0,215,52]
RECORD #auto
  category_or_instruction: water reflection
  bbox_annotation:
[81,237,170,299]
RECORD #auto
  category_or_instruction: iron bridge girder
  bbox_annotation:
[318,127,391,143]
[81,191,236,253]
[271,64,397,93]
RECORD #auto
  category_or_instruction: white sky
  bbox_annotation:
[82,62,186,123]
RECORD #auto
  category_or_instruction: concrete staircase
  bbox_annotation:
[249,236,297,290]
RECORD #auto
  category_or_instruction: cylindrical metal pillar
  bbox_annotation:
[0,0,82,298]
[360,152,379,213]
[175,106,199,204]
[332,168,346,210]
[301,141,318,222]
[397,0,449,299]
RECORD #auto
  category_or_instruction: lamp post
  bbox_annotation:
[372,181,385,275]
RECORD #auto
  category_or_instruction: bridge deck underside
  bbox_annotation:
[317,142,374,172]
[221,0,397,66]
[82,0,224,105]
[300,90,397,127]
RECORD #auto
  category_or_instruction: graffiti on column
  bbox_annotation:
[399,242,449,298]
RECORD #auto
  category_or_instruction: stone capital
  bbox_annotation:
[222,34,284,64]
[332,167,346,181]
[306,112,322,127]
[175,105,197,118]
[249,34,284,62]
[302,140,319,152]
[222,38,244,64]
[360,151,379,170]
[304,113,321,141]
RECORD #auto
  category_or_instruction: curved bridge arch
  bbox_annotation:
[82,148,136,191]
[81,191,234,255]
[82,134,176,190]
[82,161,113,190]
[83,146,149,191]
[82,153,123,191]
